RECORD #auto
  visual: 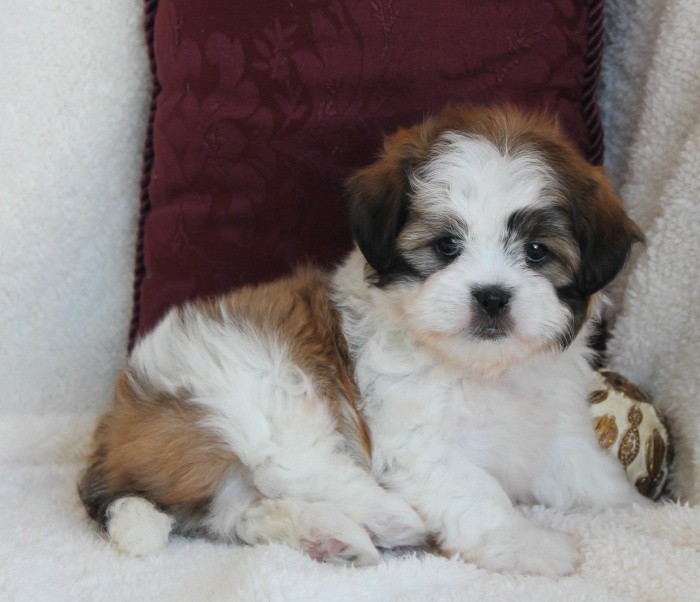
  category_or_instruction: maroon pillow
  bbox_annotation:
[129,0,605,346]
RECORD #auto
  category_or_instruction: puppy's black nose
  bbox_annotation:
[473,287,511,318]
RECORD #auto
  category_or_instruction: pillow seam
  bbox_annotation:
[128,0,160,352]
[583,0,606,165]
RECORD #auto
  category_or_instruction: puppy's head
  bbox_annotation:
[346,105,642,367]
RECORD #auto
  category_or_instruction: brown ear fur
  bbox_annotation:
[345,128,433,275]
[345,104,559,275]
[512,113,643,297]
[572,167,643,296]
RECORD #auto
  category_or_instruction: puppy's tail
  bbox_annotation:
[78,460,174,556]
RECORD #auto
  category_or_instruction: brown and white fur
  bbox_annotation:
[80,105,646,575]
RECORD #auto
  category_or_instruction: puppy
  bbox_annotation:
[79,104,645,575]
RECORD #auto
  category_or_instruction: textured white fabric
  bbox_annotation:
[600,0,700,503]
[0,0,149,414]
[1,0,699,599]
[1,412,699,601]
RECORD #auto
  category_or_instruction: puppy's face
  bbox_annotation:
[347,105,642,367]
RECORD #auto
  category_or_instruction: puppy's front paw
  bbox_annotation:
[461,522,580,577]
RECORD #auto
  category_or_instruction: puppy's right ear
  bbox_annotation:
[345,130,424,274]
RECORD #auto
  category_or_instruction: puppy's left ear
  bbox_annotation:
[345,132,418,275]
[575,167,644,296]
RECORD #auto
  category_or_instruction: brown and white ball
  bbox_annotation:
[589,370,671,499]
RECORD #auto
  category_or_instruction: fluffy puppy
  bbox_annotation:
[79,104,645,575]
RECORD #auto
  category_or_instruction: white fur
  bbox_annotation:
[233,499,380,566]
[328,138,645,574]
[203,468,381,565]
[331,248,642,575]
[123,138,643,574]
[398,135,574,370]
[107,497,174,556]
[129,306,425,554]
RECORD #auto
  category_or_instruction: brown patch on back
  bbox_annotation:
[80,266,371,532]
[212,266,372,465]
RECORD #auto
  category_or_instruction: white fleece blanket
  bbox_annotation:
[1,0,699,599]
[2,412,699,601]
[600,0,700,504]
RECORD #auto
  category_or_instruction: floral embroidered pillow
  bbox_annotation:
[130,0,605,344]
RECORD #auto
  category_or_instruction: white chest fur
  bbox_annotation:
[333,249,603,506]
[353,322,596,503]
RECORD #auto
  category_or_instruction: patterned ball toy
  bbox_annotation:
[589,370,671,499]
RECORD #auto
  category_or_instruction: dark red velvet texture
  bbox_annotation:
[130,0,605,345]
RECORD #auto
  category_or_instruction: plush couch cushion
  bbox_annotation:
[130,0,605,345]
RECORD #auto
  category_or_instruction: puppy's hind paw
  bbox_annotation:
[361,495,427,549]
[462,522,580,577]
[299,502,381,566]
[304,536,380,567]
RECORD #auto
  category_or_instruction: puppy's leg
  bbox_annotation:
[249,445,426,549]
[532,433,650,510]
[382,444,579,576]
[209,385,426,549]
[235,499,380,566]
[204,473,380,565]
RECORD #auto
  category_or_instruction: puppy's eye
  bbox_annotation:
[525,242,549,263]
[435,237,461,258]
